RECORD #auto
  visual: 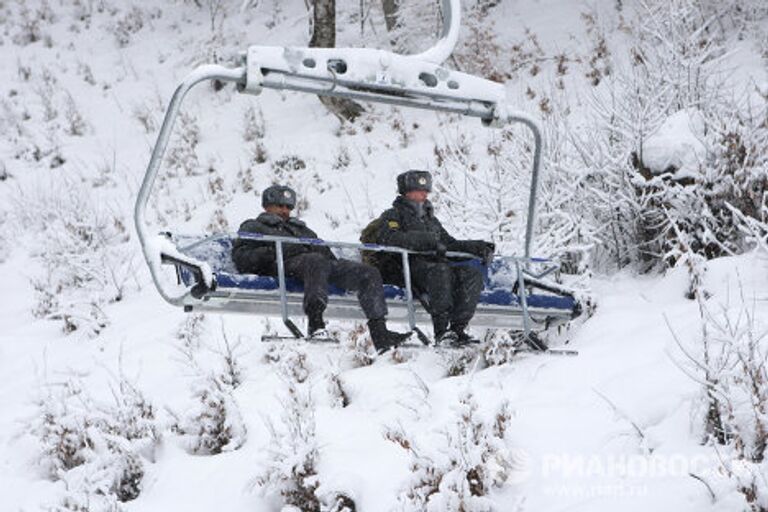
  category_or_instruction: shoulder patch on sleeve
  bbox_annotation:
[387,220,400,229]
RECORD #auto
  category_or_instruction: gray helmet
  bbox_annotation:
[397,170,432,195]
[262,184,297,209]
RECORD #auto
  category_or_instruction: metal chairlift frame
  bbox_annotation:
[134,0,570,344]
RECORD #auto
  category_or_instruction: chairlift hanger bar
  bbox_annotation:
[134,0,544,309]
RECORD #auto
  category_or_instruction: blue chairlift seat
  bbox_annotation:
[171,235,578,329]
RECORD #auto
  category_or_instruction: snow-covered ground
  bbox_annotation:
[0,0,766,511]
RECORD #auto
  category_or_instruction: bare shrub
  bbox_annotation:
[113,6,144,47]
[215,326,246,389]
[77,61,97,86]
[569,0,768,273]
[131,101,157,134]
[242,104,266,142]
[13,181,135,337]
[172,374,247,455]
[452,0,511,82]
[29,373,159,507]
[237,165,255,193]
[171,317,248,455]
[581,9,612,86]
[64,93,88,136]
[388,391,516,511]
[176,313,208,358]
[483,330,522,367]
[325,364,350,408]
[256,351,322,511]
[332,144,351,171]
[332,323,376,368]
[671,284,768,510]
[441,348,481,378]
[13,5,43,46]
[166,111,201,176]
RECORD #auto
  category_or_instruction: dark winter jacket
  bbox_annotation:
[232,212,334,275]
[376,196,489,257]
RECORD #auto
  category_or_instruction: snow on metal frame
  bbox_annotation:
[242,45,505,106]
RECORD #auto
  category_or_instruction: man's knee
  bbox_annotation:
[427,262,452,282]
[455,265,484,287]
[358,263,383,286]
[301,253,331,275]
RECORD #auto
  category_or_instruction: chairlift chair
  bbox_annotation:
[134,0,581,350]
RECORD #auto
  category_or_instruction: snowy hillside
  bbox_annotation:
[1,1,767,511]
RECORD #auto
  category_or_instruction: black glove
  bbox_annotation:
[480,242,495,265]
[435,242,448,261]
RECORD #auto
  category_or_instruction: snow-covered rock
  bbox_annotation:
[641,109,707,180]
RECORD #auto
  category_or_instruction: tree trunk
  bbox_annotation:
[310,0,364,123]
[310,0,337,47]
[382,0,399,32]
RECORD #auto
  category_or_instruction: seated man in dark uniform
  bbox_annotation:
[232,184,410,353]
[375,170,495,345]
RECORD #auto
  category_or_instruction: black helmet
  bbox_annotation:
[262,184,297,209]
[397,170,432,195]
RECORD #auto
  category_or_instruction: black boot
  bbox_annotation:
[451,323,481,345]
[367,318,411,353]
[432,314,451,341]
[308,312,327,338]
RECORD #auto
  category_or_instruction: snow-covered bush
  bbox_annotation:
[214,328,246,389]
[441,348,481,378]
[12,3,51,46]
[389,391,517,511]
[244,104,268,165]
[171,317,248,454]
[325,363,350,408]
[256,349,322,511]
[12,180,135,337]
[432,121,595,269]
[452,0,510,82]
[262,345,312,383]
[569,0,768,273]
[482,330,521,367]
[49,490,123,512]
[113,6,146,48]
[165,111,201,177]
[672,291,768,510]
[173,374,247,455]
[257,344,358,510]
[331,322,376,368]
[64,92,88,136]
[33,381,97,478]
[131,100,158,134]
[176,313,208,356]
[29,375,160,507]
[242,104,266,142]
[382,0,440,56]
[431,126,528,251]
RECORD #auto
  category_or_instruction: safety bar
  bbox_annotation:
[172,231,564,341]
[233,232,482,341]
[180,231,485,340]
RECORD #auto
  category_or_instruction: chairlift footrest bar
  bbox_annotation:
[261,335,339,344]
[522,332,550,352]
[283,319,304,339]
[513,348,579,357]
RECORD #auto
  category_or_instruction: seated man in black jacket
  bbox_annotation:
[375,170,495,345]
[232,184,409,352]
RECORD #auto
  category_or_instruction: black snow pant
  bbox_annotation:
[410,259,484,334]
[284,253,388,320]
